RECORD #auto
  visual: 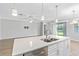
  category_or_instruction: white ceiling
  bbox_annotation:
[0,3,79,21]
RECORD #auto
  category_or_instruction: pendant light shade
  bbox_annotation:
[12,8,18,16]
[41,1,45,21]
[11,3,18,16]
[28,16,33,23]
[56,19,58,23]
[70,20,78,24]
[70,10,78,24]
[41,16,45,21]
[29,20,33,23]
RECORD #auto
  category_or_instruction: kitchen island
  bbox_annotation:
[12,35,70,56]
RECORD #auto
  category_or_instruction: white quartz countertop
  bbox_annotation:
[12,35,69,56]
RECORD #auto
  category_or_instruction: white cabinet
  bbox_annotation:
[48,43,58,56]
[48,39,70,56]
[58,39,70,56]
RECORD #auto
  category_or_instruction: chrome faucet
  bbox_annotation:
[46,34,48,39]
[45,30,49,39]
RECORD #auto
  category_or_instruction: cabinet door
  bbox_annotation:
[48,44,58,56]
[58,40,70,56]
[58,41,65,56]
[48,52,58,56]
[63,40,70,56]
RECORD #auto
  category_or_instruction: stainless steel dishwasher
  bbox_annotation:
[23,46,48,56]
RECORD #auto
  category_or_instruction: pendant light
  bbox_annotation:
[29,20,33,23]
[12,8,18,16]
[28,16,33,23]
[70,10,78,24]
[55,5,58,23]
[41,1,45,21]
[11,3,18,16]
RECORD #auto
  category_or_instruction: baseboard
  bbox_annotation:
[71,39,79,42]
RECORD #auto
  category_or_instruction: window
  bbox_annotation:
[74,23,79,32]
[56,22,66,36]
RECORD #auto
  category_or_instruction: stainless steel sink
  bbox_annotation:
[40,38,59,42]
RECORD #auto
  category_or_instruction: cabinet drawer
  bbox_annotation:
[48,43,58,55]
[48,45,58,55]
[48,48,58,55]
[48,52,58,56]
[48,46,58,51]
[48,44,58,50]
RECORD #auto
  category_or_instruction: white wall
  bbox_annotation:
[0,18,1,39]
[0,18,41,39]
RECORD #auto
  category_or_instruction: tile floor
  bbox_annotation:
[70,40,79,56]
[0,39,14,56]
